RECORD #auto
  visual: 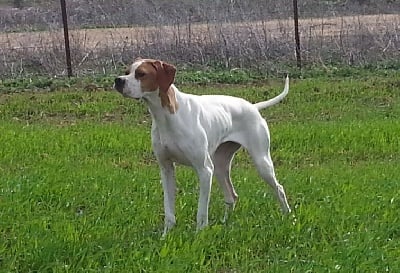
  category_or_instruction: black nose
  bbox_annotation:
[114,77,125,92]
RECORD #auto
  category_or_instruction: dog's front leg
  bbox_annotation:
[195,155,214,231]
[159,160,177,237]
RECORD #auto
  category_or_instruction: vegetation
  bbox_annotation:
[0,0,399,77]
[1,69,399,272]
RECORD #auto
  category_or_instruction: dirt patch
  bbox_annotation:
[1,14,398,51]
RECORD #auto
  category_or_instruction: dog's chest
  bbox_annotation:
[153,131,193,165]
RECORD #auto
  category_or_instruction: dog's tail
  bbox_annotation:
[253,75,289,111]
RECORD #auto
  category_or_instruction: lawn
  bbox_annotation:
[0,71,399,272]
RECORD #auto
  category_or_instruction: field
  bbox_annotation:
[1,11,399,77]
[2,14,398,50]
[1,69,400,272]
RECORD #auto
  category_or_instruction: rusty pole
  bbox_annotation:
[293,0,301,69]
[60,0,73,77]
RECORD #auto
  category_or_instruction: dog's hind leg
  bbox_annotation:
[213,141,241,222]
[253,152,291,213]
[246,125,291,214]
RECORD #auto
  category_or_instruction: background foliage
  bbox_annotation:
[0,0,399,77]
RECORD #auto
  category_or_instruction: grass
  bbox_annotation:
[0,70,400,272]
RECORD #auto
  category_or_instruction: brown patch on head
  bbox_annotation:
[151,60,178,114]
[151,61,176,94]
[134,61,158,92]
[135,59,178,114]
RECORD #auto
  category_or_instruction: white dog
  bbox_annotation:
[114,58,291,236]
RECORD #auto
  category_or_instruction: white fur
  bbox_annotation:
[115,61,291,236]
[117,61,144,99]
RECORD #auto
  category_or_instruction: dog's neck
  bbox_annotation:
[143,85,180,120]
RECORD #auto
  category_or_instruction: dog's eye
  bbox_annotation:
[135,71,145,78]
[124,70,130,75]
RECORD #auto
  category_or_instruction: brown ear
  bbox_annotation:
[152,60,176,93]
[152,61,178,114]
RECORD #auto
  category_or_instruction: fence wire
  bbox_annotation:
[0,0,399,77]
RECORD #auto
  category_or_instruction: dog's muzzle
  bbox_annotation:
[114,77,125,93]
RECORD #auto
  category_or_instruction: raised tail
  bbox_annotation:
[253,76,289,111]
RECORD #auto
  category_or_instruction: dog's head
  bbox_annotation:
[114,58,178,113]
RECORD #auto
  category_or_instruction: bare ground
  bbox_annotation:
[1,14,398,51]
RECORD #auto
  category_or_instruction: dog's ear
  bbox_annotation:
[152,60,176,93]
[152,60,178,114]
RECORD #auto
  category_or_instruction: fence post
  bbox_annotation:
[293,0,301,69]
[60,0,73,77]
[14,0,23,9]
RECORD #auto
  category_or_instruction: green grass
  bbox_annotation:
[0,72,400,272]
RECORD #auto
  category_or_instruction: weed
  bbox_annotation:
[0,73,399,272]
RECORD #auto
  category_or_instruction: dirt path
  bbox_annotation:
[0,14,398,51]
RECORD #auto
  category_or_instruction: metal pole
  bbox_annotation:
[293,0,301,69]
[60,0,73,77]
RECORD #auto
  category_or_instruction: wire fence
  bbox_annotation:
[0,0,399,78]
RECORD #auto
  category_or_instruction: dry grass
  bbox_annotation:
[1,14,398,50]
[0,14,399,76]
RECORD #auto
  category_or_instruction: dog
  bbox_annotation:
[114,58,291,236]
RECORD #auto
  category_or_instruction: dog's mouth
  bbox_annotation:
[118,91,141,100]
[128,95,141,100]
